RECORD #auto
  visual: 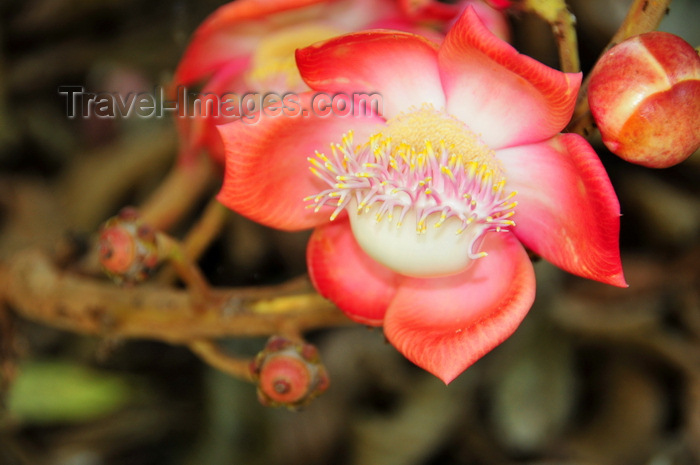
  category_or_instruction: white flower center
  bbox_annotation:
[306,105,517,277]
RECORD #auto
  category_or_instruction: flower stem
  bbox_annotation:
[139,154,218,232]
[156,231,212,304]
[154,199,228,286]
[188,339,255,382]
[181,199,229,260]
[523,0,581,73]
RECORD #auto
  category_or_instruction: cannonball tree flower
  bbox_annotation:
[216,7,626,383]
[172,0,506,165]
[588,31,700,168]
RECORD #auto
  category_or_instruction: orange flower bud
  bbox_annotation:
[251,336,329,409]
[588,31,700,168]
[98,208,160,284]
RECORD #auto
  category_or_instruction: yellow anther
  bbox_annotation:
[440,166,455,181]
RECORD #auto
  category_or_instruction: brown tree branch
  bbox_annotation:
[0,250,351,345]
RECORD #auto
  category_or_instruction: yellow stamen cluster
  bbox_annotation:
[306,106,517,257]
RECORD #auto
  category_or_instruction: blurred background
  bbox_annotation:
[0,0,699,464]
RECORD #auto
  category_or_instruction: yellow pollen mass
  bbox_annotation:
[379,104,502,177]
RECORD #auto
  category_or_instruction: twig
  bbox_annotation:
[181,199,229,261]
[188,339,255,382]
[155,199,229,286]
[139,155,219,232]
[155,231,212,303]
[523,0,581,73]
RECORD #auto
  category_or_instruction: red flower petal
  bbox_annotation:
[496,133,626,287]
[307,219,400,325]
[438,7,580,149]
[383,232,535,384]
[296,30,445,118]
[173,0,323,86]
[216,92,384,231]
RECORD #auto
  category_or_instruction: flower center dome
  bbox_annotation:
[307,105,517,277]
[246,23,343,92]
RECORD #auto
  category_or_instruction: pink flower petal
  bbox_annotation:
[307,219,400,325]
[173,0,323,86]
[216,92,385,231]
[296,30,445,118]
[496,133,626,287]
[439,7,580,149]
[383,232,536,384]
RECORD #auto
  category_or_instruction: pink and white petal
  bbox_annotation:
[439,7,580,149]
[216,92,385,231]
[173,0,324,86]
[496,133,626,287]
[296,31,445,118]
[307,219,400,325]
[384,232,536,384]
[461,0,511,42]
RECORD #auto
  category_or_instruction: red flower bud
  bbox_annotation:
[588,31,700,168]
[98,208,160,283]
[251,336,329,409]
